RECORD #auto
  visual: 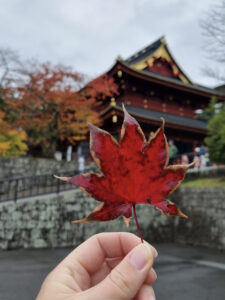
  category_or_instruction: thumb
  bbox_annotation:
[80,242,157,300]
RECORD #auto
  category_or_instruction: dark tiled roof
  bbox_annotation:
[141,68,183,82]
[123,37,192,84]
[111,60,225,98]
[214,84,225,95]
[109,37,225,98]
[124,38,162,65]
[117,105,207,131]
[195,84,218,93]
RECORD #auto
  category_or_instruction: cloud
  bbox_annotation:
[0,0,219,86]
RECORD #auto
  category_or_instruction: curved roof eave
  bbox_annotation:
[107,59,225,99]
[100,104,207,133]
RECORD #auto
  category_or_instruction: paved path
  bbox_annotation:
[0,243,225,300]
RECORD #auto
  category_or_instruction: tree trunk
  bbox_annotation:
[41,140,57,158]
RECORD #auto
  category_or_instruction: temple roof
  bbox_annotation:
[101,104,207,132]
[107,59,225,100]
[104,36,225,102]
[125,37,163,65]
[124,37,192,84]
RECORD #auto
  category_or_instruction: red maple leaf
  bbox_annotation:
[55,105,194,241]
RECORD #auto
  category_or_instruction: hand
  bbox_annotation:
[36,232,158,300]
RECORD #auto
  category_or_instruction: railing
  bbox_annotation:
[0,151,213,203]
[170,151,211,166]
[0,170,86,203]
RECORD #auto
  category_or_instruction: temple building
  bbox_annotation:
[96,36,225,155]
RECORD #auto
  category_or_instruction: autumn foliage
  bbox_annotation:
[0,110,27,157]
[6,63,118,156]
[56,106,193,241]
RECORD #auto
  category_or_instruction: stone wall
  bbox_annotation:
[0,157,78,179]
[0,187,224,250]
[0,189,172,250]
[172,187,225,250]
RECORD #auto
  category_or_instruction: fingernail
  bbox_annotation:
[143,242,158,258]
[129,244,150,270]
[149,295,156,300]
[149,268,157,281]
[152,246,158,258]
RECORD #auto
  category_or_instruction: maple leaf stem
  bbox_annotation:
[132,204,143,243]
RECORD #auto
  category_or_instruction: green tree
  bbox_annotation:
[198,97,218,121]
[205,105,225,163]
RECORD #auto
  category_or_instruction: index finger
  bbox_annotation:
[63,232,144,275]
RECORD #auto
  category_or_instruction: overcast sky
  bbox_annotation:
[0,0,219,87]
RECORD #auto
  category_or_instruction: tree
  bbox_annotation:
[205,107,225,163]
[200,1,225,82]
[8,63,118,157]
[0,48,24,88]
[0,48,28,157]
[205,103,225,163]
[197,96,218,121]
[0,111,27,157]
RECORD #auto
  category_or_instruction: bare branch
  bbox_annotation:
[200,0,225,81]
[0,48,28,88]
[201,65,225,83]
